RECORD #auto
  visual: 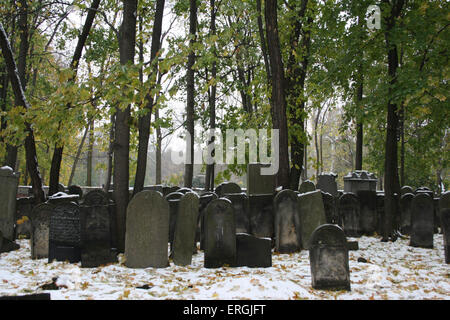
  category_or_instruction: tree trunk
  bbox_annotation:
[155,107,162,185]
[133,0,165,195]
[86,119,94,186]
[67,124,90,186]
[184,0,197,188]
[103,112,115,193]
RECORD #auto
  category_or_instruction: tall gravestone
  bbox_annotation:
[338,193,361,237]
[172,192,200,266]
[204,198,236,268]
[317,173,338,198]
[48,202,82,263]
[299,180,315,193]
[0,166,20,241]
[357,190,378,235]
[30,203,53,259]
[410,193,434,249]
[247,163,276,195]
[125,190,169,268]
[298,190,327,249]
[400,193,414,235]
[199,192,218,250]
[165,192,184,247]
[248,194,274,239]
[273,189,301,253]
[309,224,350,291]
[223,193,250,234]
[321,191,337,224]
[439,191,450,263]
[235,233,272,268]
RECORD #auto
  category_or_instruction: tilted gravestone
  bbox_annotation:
[309,224,350,291]
[357,190,378,235]
[247,163,276,195]
[125,190,169,268]
[215,182,242,197]
[248,194,274,239]
[298,180,315,193]
[400,186,414,196]
[199,192,218,250]
[223,193,250,234]
[439,191,450,263]
[410,193,434,249]
[172,192,200,266]
[338,193,361,237]
[204,198,236,268]
[400,193,414,235]
[321,191,337,224]
[31,203,53,259]
[234,233,272,268]
[165,192,184,248]
[298,190,327,249]
[317,173,338,198]
[273,189,301,253]
[48,202,82,263]
[0,166,20,241]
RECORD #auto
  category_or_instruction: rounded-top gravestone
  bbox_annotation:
[273,189,301,253]
[299,180,315,193]
[410,193,434,249]
[215,182,242,197]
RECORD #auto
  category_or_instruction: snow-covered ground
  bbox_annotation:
[0,235,448,300]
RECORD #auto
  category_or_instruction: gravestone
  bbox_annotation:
[165,192,184,247]
[177,187,194,195]
[15,196,35,239]
[162,186,180,197]
[299,180,315,193]
[410,193,434,249]
[273,189,301,253]
[83,190,110,206]
[199,192,218,250]
[215,182,242,197]
[234,233,272,268]
[31,203,53,259]
[343,170,377,194]
[204,198,236,268]
[298,190,327,249]
[400,193,414,235]
[309,224,350,291]
[357,190,378,235]
[80,202,116,268]
[376,193,385,235]
[125,190,169,268]
[48,202,82,263]
[338,193,361,237]
[321,191,337,224]
[316,173,338,198]
[0,166,20,241]
[223,193,250,234]
[439,191,450,263]
[247,163,276,195]
[67,185,83,199]
[172,192,200,266]
[248,194,274,239]
[401,186,414,196]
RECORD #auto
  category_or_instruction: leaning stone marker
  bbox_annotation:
[410,193,434,249]
[125,190,169,268]
[48,202,82,263]
[338,193,361,237]
[439,191,450,263]
[235,233,271,268]
[204,198,236,268]
[274,189,301,253]
[299,180,315,193]
[172,192,200,266]
[31,203,53,259]
[297,190,327,249]
[309,224,350,291]
[0,166,20,241]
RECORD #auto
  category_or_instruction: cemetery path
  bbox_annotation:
[0,235,449,300]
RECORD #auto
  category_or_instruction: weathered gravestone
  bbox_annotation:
[172,192,200,266]
[321,191,337,224]
[299,180,315,193]
[165,192,184,248]
[338,193,361,237]
[80,201,116,268]
[223,193,250,234]
[400,186,414,196]
[204,198,236,268]
[400,193,414,235]
[273,189,301,253]
[357,190,378,235]
[31,203,53,259]
[234,233,272,268]
[317,173,338,198]
[410,193,434,249]
[298,190,327,249]
[248,194,274,239]
[48,202,82,263]
[343,170,377,194]
[247,163,276,195]
[0,166,20,241]
[215,182,242,197]
[0,230,20,253]
[439,191,450,263]
[309,224,350,291]
[199,192,218,250]
[125,190,169,268]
